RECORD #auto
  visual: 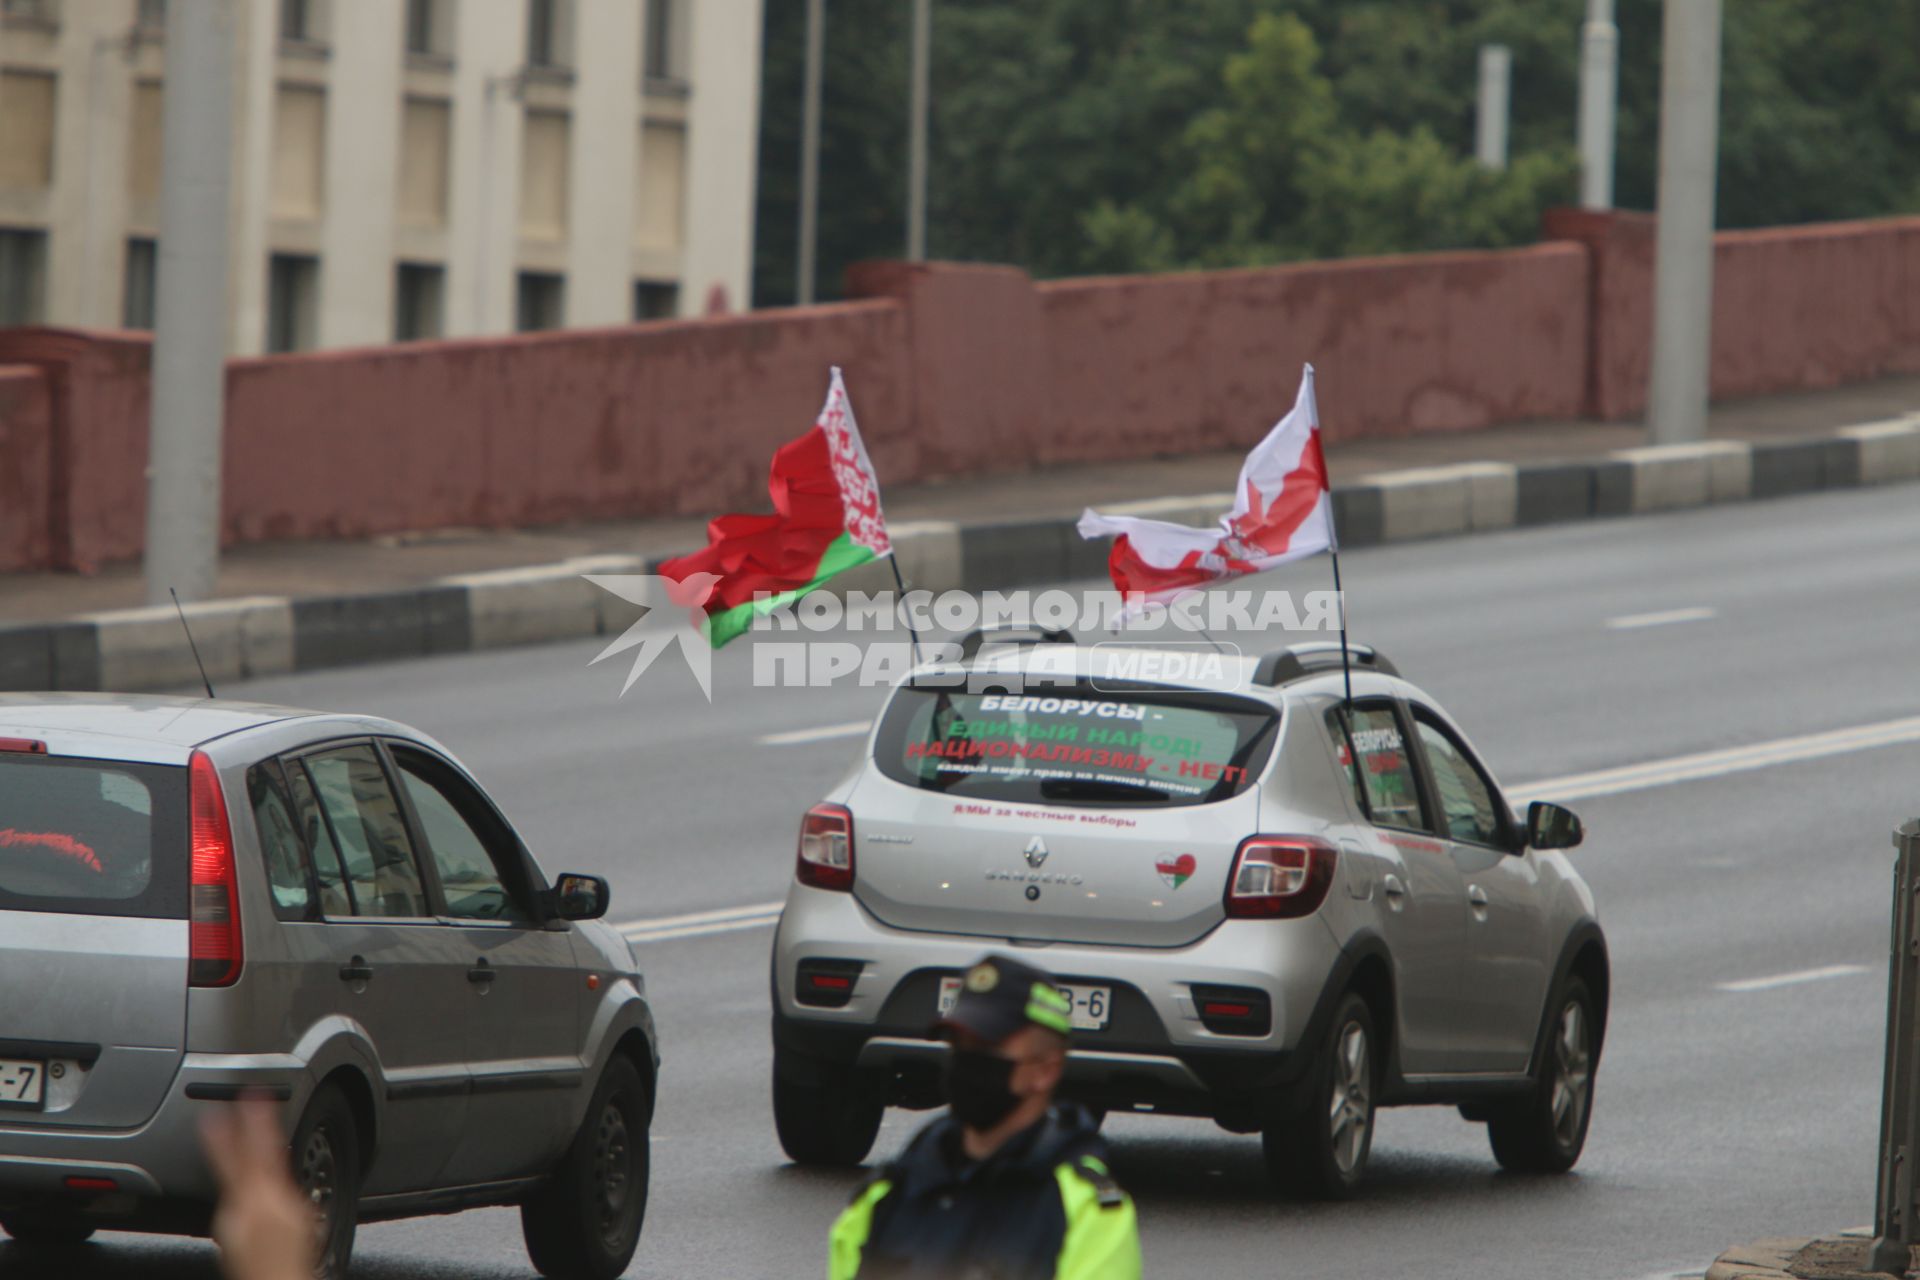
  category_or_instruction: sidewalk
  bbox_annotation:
[1710,1232,1909,1280]
[4,374,1919,628]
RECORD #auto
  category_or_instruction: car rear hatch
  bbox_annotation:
[849,685,1281,947]
[0,744,190,1129]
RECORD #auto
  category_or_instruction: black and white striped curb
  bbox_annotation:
[3,416,1915,694]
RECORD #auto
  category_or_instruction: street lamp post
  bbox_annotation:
[1476,45,1510,171]
[907,0,930,260]
[1578,0,1619,209]
[1647,0,1724,445]
[144,0,234,606]
[796,0,824,305]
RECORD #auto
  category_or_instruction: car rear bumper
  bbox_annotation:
[771,885,1350,1117]
[0,1053,310,1209]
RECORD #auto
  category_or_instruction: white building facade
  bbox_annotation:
[0,0,765,353]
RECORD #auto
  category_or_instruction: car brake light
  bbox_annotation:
[796,804,854,892]
[0,738,47,753]
[188,751,243,987]
[1223,836,1337,919]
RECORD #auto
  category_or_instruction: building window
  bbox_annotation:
[404,0,450,59]
[123,238,158,330]
[1,0,61,27]
[633,281,677,322]
[394,263,444,342]
[135,0,165,30]
[267,253,319,353]
[0,229,48,326]
[644,0,679,82]
[279,0,318,44]
[526,0,570,69]
[516,272,564,332]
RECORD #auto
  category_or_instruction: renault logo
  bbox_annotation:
[1023,837,1049,869]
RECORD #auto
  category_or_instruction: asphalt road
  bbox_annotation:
[17,483,1920,1280]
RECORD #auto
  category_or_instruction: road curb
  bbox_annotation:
[1707,1232,1897,1280]
[1,416,1916,694]
[1706,1237,1809,1280]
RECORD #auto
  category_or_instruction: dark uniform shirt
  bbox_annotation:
[828,1105,1140,1280]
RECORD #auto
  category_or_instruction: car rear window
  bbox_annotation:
[0,756,188,918]
[873,687,1280,807]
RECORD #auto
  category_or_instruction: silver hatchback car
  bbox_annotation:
[0,694,657,1278]
[771,635,1607,1197]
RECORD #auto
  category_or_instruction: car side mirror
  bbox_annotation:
[546,872,610,921]
[1526,801,1584,851]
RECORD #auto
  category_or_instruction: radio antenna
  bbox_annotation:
[169,588,217,700]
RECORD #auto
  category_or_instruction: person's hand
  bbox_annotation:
[199,1098,317,1280]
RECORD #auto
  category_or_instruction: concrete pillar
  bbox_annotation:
[1647,0,1723,444]
[1476,45,1510,170]
[1578,0,1619,209]
[45,0,137,329]
[680,0,764,315]
[318,0,405,348]
[565,0,643,328]
[227,0,277,355]
[446,0,529,337]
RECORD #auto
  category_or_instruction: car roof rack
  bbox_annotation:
[957,625,1076,660]
[1253,642,1399,686]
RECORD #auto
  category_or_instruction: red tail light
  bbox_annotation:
[1223,836,1337,919]
[796,804,854,891]
[188,751,243,987]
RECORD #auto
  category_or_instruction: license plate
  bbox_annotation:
[0,1058,45,1109]
[937,977,1111,1032]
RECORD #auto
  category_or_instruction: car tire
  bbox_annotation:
[291,1082,362,1280]
[1263,991,1376,1200]
[772,1051,884,1167]
[1487,976,1597,1174]
[521,1055,652,1280]
[0,1216,96,1246]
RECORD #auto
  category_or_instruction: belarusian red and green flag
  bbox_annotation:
[659,367,892,647]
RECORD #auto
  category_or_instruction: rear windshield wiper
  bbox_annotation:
[1039,778,1170,804]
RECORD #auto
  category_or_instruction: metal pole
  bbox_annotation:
[1475,45,1510,170]
[907,0,931,260]
[144,0,234,605]
[1871,820,1920,1274]
[1646,0,1723,445]
[1578,0,1619,208]
[795,0,824,304]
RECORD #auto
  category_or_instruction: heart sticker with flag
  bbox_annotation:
[1155,854,1197,890]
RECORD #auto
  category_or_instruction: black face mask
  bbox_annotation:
[944,1048,1021,1131]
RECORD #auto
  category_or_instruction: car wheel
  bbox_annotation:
[291,1083,362,1280]
[0,1215,96,1246]
[521,1055,651,1280]
[1263,991,1375,1200]
[772,1050,884,1167]
[1488,976,1597,1174]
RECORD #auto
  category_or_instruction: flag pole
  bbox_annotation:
[1329,541,1354,712]
[888,554,924,687]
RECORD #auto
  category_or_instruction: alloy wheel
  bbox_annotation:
[296,1126,337,1276]
[592,1101,634,1250]
[1549,1000,1592,1148]
[1328,1020,1371,1175]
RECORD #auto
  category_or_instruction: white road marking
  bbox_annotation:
[1717,964,1869,994]
[757,720,872,747]
[1606,606,1717,630]
[1509,714,1920,804]
[618,900,784,944]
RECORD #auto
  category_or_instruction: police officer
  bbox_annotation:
[828,954,1142,1279]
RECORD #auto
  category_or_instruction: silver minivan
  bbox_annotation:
[0,694,658,1279]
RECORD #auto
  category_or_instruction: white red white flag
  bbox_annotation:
[1076,364,1334,613]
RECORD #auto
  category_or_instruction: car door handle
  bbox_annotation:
[1382,874,1407,898]
[1467,885,1490,908]
[338,957,373,983]
[467,959,495,986]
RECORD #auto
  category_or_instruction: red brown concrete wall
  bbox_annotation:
[1543,209,1920,419]
[1037,244,1591,460]
[0,365,54,573]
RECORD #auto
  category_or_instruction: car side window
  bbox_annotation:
[247,763,313,920]
[1324,707,1369,815]
[389,746,528,923]
[283,759,353,917]
[1412,712,1505,849]
[1338,703,1426,832]
[300,745,431,919]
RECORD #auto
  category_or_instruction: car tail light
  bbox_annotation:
[0,738,47,753]
[796,804,854,891]
[1191,983,1274,1036]
[1223,836,1337,919]
[795,958,864,1008]
[188,751,243,987]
